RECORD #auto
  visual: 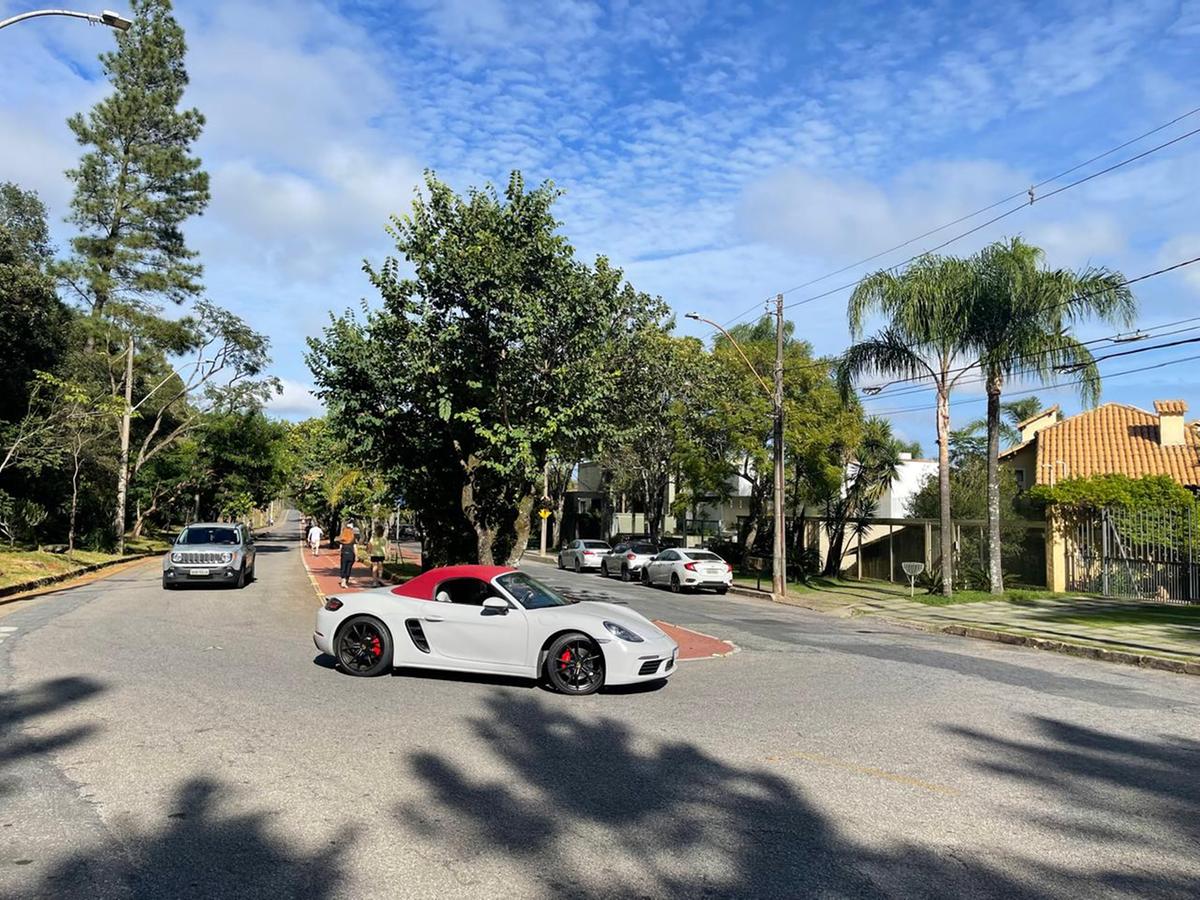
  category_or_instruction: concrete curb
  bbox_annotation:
[0,553,156,605]
[725,582,1200,676]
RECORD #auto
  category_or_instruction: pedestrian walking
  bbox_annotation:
[307,522,324,556]
[338,520,358,588]
[368,524,387,587]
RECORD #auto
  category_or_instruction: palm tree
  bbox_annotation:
[821,417,902,577]
[839,255,977,595]
[967,238,1134,594]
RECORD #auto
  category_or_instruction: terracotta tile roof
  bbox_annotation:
[1154,399,1187,415]
[1033,402,1200,487]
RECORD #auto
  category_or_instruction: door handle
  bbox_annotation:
[423,616,444,623]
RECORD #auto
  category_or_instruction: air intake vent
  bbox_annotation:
[638,659,662,676]
[405,619,430,653]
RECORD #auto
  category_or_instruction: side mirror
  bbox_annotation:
[482,597,509,614]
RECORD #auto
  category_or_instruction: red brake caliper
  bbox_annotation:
[559,649,572,669]
[370,636,382,657]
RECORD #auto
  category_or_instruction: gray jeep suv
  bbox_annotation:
[163,522,257,589]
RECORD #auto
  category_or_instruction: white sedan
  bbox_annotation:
[557,539,611,572]
[313,565,678,695]
[600,540,660,581]
[642,548,733,594]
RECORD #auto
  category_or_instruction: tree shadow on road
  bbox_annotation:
[395,693,1161,898]
[0,676,105,798]
[22,776,352,900]
[950,715,1200,850]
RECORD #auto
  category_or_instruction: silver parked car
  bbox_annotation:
[557,539,611,572]
[600,540,660,581]
[163,522,257,589]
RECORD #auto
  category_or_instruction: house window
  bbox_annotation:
[1015,468,1026,490]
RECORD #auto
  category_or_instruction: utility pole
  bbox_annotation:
[114,335,134,555]
[772,293,786,600]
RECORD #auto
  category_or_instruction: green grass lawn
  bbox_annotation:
[0,547,130,591]
[1029,601,1200,634]
[909,588,1064,607]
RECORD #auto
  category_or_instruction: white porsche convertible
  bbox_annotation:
[313,565,678,695]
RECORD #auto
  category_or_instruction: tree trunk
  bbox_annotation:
[936,385,954,595]
[459,454,493,565]
[505,494,535,566]
[985,376,1003,594]
[742,480,764,553]
[68,452,82,555]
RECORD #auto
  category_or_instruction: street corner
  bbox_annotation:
[653,620,739,660]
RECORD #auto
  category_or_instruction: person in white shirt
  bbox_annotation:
[307,523,324,556]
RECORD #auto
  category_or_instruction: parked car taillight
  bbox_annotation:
[626,553,636,560]
[726,563,733,572]
[583,550,595,556]
[684,562,697,571]
[324,598,343,611]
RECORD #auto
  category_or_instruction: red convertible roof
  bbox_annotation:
[390,565,517,600]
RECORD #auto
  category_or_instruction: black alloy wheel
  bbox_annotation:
[162,574,175,590]
[621,565,631,582]
[574,558,582,574]
[336,616,393,677]
[544,633,605,695]
[670,574,682,594]
[234,564,246,589]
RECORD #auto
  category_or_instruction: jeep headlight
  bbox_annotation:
[220,552,233,564]
[603,621,644,642]
[171,552,182,563]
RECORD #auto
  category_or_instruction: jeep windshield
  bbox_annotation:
[177,527,239,545]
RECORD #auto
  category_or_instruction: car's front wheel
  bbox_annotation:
[621,565,631,582]
[544,632,604,695]
[574,558,582,574]
[641,567,650,585]
[162,574,175,590]
[336,616,393,677]
[234,564,246,589]
[600,561,609,578]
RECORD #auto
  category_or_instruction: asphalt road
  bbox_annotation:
[2,514,1198,899]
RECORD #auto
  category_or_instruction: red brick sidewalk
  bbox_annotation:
[301,547,380,597]
[656,621,738,660]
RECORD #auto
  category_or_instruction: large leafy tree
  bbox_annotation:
[61,0,209,320]
[309,171,665,565]
[839,255,977,595]
[0,183,72,424]
[600,329,710,544]
[968,238,1134,593]
[820,417,902,576]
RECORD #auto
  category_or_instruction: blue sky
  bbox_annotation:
[1,0,1198,450]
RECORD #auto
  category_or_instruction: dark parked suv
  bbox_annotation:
[163,522,257,589]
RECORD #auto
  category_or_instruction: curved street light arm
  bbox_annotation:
[0,8,131,31]
[686,312,776,404]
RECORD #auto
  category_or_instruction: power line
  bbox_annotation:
[858,320,1200,404]
[865,351,1200,417]
[709,104,1200,331]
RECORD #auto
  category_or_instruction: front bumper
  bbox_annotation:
[602,633,679,685]
[163,565,241,585]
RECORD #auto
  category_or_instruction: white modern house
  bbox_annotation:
[866,452,938,518]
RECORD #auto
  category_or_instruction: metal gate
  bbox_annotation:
[1067,507,1199,603]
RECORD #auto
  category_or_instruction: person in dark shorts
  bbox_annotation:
[368,524,387,587]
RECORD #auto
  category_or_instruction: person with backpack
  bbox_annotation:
[337,520,358,588]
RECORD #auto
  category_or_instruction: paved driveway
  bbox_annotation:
[1,518,1198,898]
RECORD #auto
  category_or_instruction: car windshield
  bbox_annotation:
[583,540,610,549]
[631,543,658,554]
[496,572,577,609]
[686,550,722,561]
[177,527,239,545]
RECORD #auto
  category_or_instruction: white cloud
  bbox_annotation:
[268,378,324,420]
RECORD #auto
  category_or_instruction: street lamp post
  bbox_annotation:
[687,296,788,602]
[0,8,132,31]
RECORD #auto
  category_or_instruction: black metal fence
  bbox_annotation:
[1067,506,1200,603]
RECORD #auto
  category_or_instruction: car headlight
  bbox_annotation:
[220,552,233,564]
[603,621,644,642]
[171,552,182,563]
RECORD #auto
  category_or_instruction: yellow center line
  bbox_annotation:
[766,751,960,796]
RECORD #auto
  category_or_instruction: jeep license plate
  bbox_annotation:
[189,568,209,577]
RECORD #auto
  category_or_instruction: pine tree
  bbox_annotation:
[63,0,209,317]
